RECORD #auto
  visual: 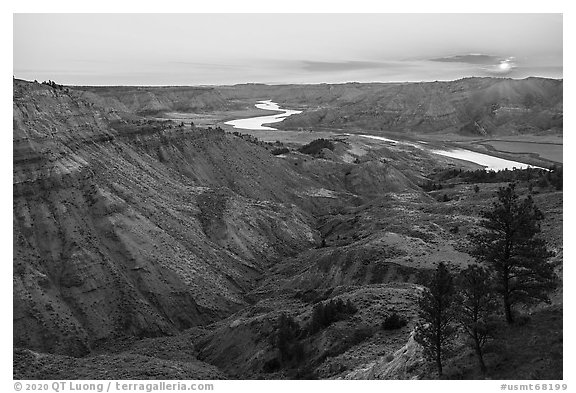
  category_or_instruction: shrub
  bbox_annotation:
[271,147,289,156]
[262,358,281,373]
[307,298,357,335]
[382,312,408,330]
[421,182,443,191]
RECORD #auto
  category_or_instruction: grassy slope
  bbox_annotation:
[441,305,563,380]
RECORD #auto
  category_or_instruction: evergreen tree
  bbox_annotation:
[469,183,557,324]
[415,262,457,377]
[276,313,302,366]
[455,264,498,375]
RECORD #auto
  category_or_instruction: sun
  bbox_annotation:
[499,61,512,71]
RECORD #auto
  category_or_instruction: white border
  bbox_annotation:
[3,3,571,390]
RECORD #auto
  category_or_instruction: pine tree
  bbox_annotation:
[469,183,557,324]
[455,264,498,375]
[415,262,457,377]
[276,313,301,366]
[308,304,324,334]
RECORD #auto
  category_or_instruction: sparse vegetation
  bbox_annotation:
[271,147,290,156]
[298,138,335,156]
[231,131,284,150]
[308,298,357,335]
[424,166,563,190]
[421,181,444,191]
[42,80,64,90]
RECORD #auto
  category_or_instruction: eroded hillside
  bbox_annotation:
[13,79,563,380]
[218,78,563,136]
[13,80,325,356]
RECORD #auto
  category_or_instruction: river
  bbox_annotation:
[429,148,541,171]
[224,100,302,131]
[355,134,540,170]
[226,100,541,171]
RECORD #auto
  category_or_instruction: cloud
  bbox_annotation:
[167,61,244,70]
[429,54,521,76]
[300,60,409,73]
[430,54,503,65]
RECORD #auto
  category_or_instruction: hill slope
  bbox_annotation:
[277,78,562,135]
[13,80,321,356]
[213,78,562,136]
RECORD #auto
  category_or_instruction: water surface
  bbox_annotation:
[431,148,541,171]
[225,100,301,130]
[356,135,541,170]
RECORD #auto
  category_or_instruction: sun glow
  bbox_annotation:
[499,61,512,71]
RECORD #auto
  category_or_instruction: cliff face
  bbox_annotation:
[13,80,319,356]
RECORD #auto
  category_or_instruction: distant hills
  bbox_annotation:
[256,78,562,136]
[72,77,562,136]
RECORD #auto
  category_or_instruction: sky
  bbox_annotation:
[13,13,563,85]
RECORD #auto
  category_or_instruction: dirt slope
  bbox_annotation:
[13,80,320,356]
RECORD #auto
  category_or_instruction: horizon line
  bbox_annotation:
[13,75,564,89]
